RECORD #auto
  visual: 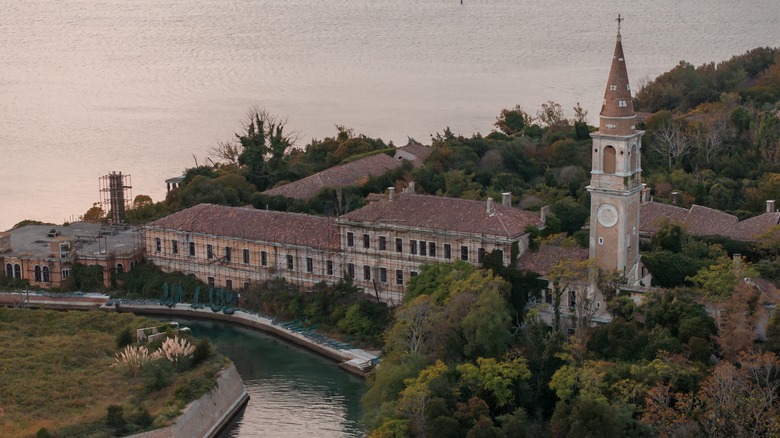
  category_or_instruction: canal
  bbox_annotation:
[154,316,367,437]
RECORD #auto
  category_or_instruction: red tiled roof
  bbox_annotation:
[639,202,689,234]
[683,205,739,236]
[147,204,339,250]
[261,153,402,200]
[640,201,780,242]
[517,244,589,276]
[341,193,543,238]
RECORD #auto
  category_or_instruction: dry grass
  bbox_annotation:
[0,308,227,438]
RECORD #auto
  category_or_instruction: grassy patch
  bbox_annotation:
[0,308,228,438]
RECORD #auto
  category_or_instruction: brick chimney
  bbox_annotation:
[486,197,494,214]
[388,187,395,201]
[502,192,511,206]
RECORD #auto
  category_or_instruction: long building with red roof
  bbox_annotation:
[145,190,545,303]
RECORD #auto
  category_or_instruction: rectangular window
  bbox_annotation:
[306,257,314,273]
[609,84,617,91]
[243,248,250,264]
[286,255,294,270]
[207,276,215,287]
[410,270,418,278]
[569,290,576,308]
[59,242,71,258]
[188,241,195,256]
[618,99,627,107]
[154,238,161,252]
[243,281,250,290]
[207,244,214,259]
[363,234,370,249]
[395,238,403,253]
[61,269,70,279]
[380,267,387,283]
[395,269,404,285]
[444,244,451,260]
[379,236,387,251]
[224,247,232,262]
[363,265,371,281]
[260,250,268,266]
[347,263,355,279]
[429,242,436,258]
[419,240,427,256]
[327,260,334,276]
[347,232,354,247]
[410,240,417,255]
[545,292,553,304]
[171,240,178,255]
[460,245,469,261]
[226,279,233,291]
[478,248,486,264]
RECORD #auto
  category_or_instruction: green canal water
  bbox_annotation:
[154,316,366,437]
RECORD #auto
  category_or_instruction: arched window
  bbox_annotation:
[116,263,124,274]
[603,146,616,174]
[14,264,21,279]
[34,265,42,282]
[5,263,12,278]
[42,266,50,283]
[631,144,638,172]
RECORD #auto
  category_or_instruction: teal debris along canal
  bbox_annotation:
[151,316,366,438]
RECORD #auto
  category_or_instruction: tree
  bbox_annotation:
[651,121,693,171]
[756,111,780,165]
[235,108,297,190]
[494,105,532,136]
[395,360,449,437]
[537,101,568,130]
[82,203,105,222]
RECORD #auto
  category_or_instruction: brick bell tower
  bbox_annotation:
[588,17,644,284]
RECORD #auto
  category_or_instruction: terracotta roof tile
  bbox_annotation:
[147,204,339,250]
[640,201,780,242]
[261,153,402,200]
[341,193,543,237]
[517,244,589,276]
[639,202,689,234]
[683,205,739,236]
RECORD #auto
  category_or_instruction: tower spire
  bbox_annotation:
[598,20,636,135]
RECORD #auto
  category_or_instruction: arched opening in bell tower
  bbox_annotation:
[603,146,616,174]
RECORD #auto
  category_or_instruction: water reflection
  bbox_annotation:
[152,316,366,437]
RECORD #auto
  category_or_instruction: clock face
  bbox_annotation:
[597,204,619,227]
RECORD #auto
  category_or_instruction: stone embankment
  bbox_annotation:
[128,363,248,438]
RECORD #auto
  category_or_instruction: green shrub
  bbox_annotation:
[106,404,125,431]
[115,327,134,349]
[35,428,52,438]
[191,338,213,368]
[142,361,173,393]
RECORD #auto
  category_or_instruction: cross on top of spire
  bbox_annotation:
[616,14,623,35]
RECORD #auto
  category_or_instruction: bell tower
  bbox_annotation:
[588,17,644,284]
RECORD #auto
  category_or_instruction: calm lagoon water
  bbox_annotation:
[155,316,366,437]
[1,0,778,229]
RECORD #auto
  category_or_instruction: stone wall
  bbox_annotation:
[129,363,248,438]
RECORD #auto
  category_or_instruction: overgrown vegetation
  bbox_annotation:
[241,278,392,348]
[0,309,227,438]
